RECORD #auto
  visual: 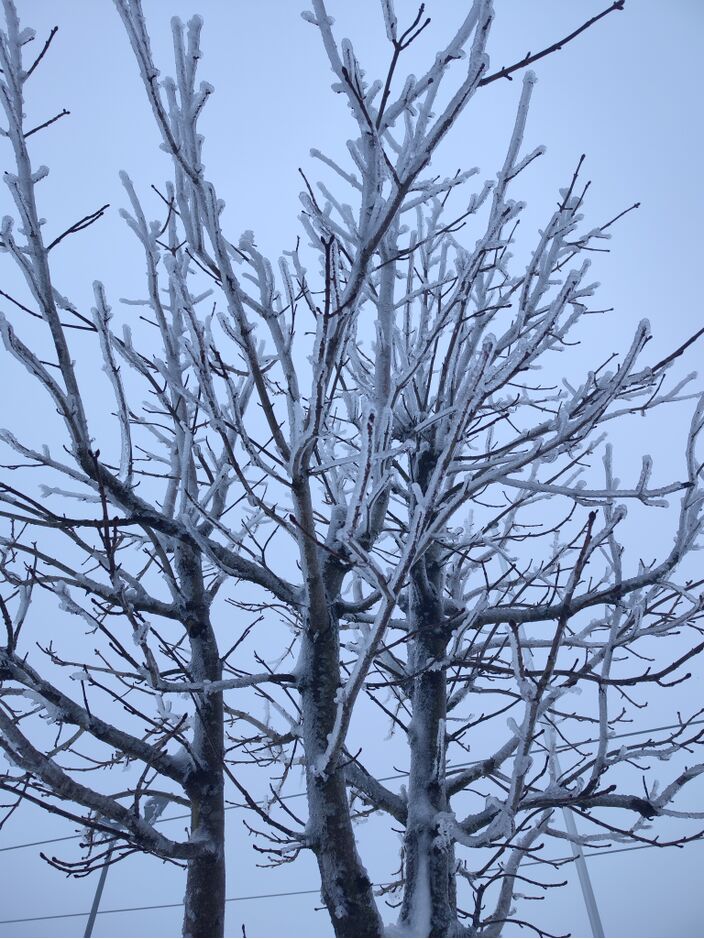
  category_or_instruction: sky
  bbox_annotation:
[1,1,703,937]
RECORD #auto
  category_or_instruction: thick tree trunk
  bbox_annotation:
[400,453,458,937]
[177,544,226,939]
[183,831,226,938]
[300,621,383,937]
[400,576,457,934]
[293,478,383,937]
[183,676,225,936]
[182,695,225,939]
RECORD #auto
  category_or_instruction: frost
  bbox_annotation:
[170,746,194,773]
[21,690,63,724]
[433,811,455,852]
[143,793,170,824]
[513,754,533,777]
[70,670,91,682]
[156,696,177,722]
[409,850,432,936]
[0,0,702,933]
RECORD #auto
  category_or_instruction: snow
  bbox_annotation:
[399,848,431,938]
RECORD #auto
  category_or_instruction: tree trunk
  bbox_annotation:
[182,701,225,939]
[402,624,456,936]
[177,544,226,938]
[400,453,458,937]
[293,477,383,937]
[300,619,384,937]
[183,829,226,938]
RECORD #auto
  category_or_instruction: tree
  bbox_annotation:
[1,1,704,937]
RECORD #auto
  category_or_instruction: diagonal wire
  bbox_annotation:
[0,839,702,926]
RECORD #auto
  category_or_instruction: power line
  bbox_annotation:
[2,717,702,854]
[0,887,321,927]
[1,839,702,927]
[0,832,82,854]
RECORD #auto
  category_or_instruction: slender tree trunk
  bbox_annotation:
[177,544,226,938]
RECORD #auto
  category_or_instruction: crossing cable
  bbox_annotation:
[2,717,702,855]
[0,838,702,926]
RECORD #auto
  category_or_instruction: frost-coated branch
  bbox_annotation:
[2,1,703,937]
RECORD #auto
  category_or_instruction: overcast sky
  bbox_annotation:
[1,2,703,937]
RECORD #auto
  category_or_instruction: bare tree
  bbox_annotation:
[2,1,704,937]
[0,2,298,935]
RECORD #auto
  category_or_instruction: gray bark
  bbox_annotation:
[400,453,458,936]
[300,625,383,937]
[296,484,383,938]
[177,544,227,938]
[400,552,458,936]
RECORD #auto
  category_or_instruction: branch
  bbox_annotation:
[345,755,407,823]
[478,2,625,88]
[0,707,200,859]
[0,652,190,784]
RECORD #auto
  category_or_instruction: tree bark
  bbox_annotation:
[300,615,383,937]
[294,476,383,938]
[183,825,226,939]
[177,543,226,939]
[400,453,458,937]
